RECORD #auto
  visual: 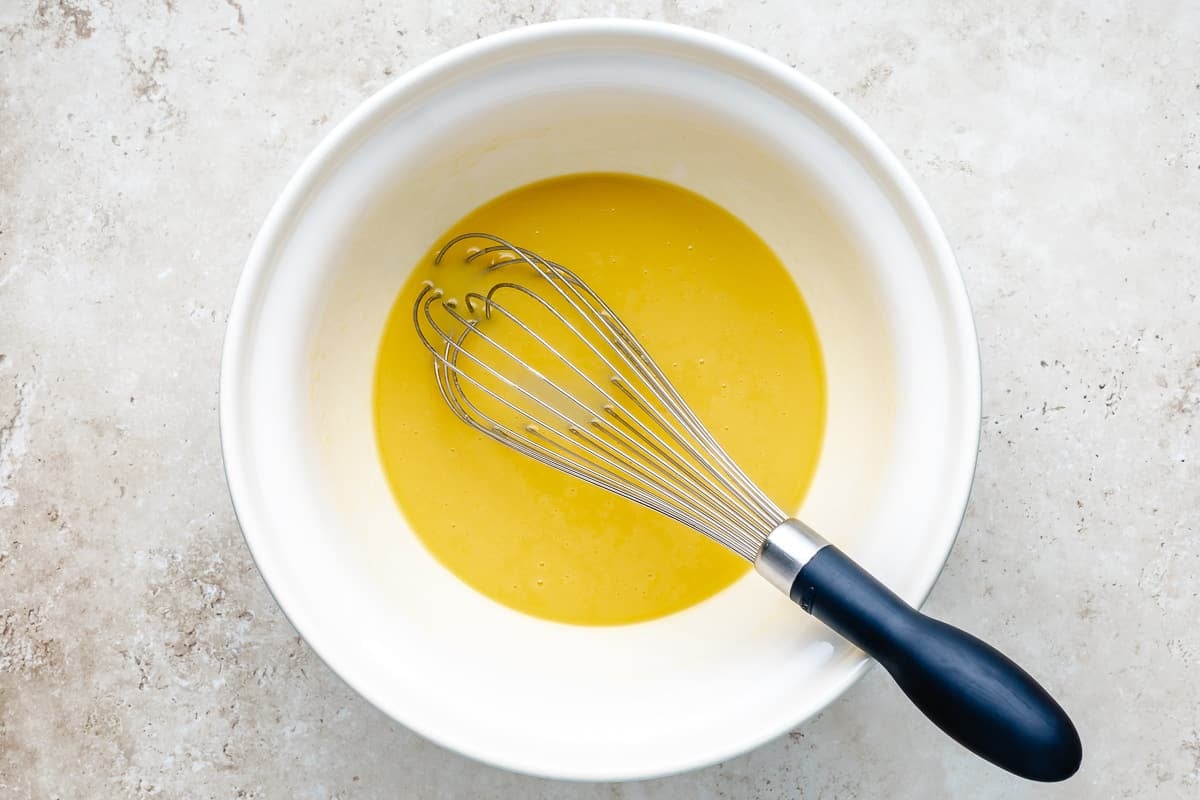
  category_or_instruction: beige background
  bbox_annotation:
[2,1,1198,797]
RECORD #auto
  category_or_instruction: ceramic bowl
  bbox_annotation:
[220,19,980,780]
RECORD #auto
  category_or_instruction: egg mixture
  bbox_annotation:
[374,173,825,625]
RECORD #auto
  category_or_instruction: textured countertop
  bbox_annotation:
[2,1,1198,797]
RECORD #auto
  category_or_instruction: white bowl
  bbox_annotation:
[220,19,980,781]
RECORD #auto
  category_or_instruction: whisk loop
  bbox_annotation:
[413,233,784,560]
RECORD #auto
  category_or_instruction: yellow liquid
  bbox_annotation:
[374,173,825,625]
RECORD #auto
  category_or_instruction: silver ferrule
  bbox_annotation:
[754,518,831,596]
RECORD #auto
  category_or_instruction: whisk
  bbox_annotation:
[413,233,1082,782]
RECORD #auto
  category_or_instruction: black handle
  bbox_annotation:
[791,545,1081,782]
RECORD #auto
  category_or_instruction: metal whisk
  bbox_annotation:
[413,233,1081,782]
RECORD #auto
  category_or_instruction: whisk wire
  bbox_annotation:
[519,247,784,529]
[418,287,757,549]
[463,285,769,541]
[531,256,785,528]
[415,233,789,559]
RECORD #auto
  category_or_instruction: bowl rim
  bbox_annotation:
[219,17,982,781]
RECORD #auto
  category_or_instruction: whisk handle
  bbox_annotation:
[791,544,1082,782]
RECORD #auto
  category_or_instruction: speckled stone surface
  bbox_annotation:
[1,1,1198,797]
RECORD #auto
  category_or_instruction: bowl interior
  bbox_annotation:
[221,22,979,780]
